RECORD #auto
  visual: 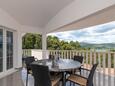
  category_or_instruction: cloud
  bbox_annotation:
[93,22,115,33]
[47,21,115,44]
[70,30,90,37]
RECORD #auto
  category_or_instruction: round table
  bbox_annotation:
[32,59,81,86]
[49,59,80,71]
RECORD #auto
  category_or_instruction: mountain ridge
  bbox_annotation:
[80,42,115,49]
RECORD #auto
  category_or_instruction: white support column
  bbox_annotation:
[42,32,47,59]
[14,31,22,68]
[3,28,6,72]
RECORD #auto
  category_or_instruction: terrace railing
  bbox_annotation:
[23,49,31,56]
[23,49,115,86]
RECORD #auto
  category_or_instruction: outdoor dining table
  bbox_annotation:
[32,59,81,86]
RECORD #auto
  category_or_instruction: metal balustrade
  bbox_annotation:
[23,49,115,86]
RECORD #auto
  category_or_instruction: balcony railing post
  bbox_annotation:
[90,51,92,65]
[102,52,106,86]
[114,52,115,86]
[93,51,97,86]
[108,52,111,86]
[98,52,101,86]
[86,51,89,77]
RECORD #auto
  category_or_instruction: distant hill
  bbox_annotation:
[80,42,115,49]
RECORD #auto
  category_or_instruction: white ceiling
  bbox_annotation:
[0,0,73,28]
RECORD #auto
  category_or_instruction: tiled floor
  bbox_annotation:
[0,71,24,86]
[21,68,34,86]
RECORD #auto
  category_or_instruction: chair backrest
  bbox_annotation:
[24,56,35,70]
[73,55,83,63]
[49,54,54,60]
[87,63,98,86]
[31,64,51,86]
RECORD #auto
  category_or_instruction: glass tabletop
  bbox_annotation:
[32,59,81,72]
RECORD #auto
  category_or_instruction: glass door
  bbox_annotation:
[0,26,14,74]
[6,31,13,70]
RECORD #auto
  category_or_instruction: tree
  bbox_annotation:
[47,36,81,50]
[34,34,42,49]
[22,33,42,49]
[47,36,60,50]
[69,41,81,50]
[22,33,82,50]
[61,42,72,50]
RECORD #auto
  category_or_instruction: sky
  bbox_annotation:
[47,21,115,44]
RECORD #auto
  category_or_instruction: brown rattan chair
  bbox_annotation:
[49,54,54,60]
[31,64,62,86]
[67,63,98,86]
[66,55,84,75]
[73,55,84,74]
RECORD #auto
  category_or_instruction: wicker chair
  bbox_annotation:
[73,55,83,63]
[30,64,62,86]
[24,56,35,86]
[73,55,84,74]
[66,55,84,75]
[49,54,54,60]
[66,63,98,86]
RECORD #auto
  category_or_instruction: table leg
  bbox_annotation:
[62,72,66,86]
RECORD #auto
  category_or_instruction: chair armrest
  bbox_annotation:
[81,64,84,66]
[80,67,90,71]
[72,74,88,80]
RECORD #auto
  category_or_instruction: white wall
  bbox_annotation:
[0,8,44,69]
[46,0,115,32]
[0,8,23,68]
[0,8,21,30]
[31,50,43,60]
[0,8,43,33]
[0,8,23,78]
[31,50,49,60]
[21,25,43,34]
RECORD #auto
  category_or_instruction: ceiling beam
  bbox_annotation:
[46,0,115,33]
